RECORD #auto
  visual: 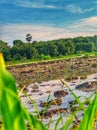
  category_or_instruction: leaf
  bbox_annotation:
[79,94,97,130]
[0,53,26,130]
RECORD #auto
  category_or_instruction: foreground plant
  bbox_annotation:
[0,53,26,130]
[0,53,47,130]
[79,93,97,130]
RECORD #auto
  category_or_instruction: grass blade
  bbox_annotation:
[60,79,85,111]
[54,116,62,130]
[79,93,97,130]
[0,53,26,130]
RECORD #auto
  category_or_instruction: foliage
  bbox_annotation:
[0,53,47,130]
[0,53,26,130]
[0,35,97,62]
[79,93,97,130]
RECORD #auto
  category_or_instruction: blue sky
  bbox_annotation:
[0,0,97,45]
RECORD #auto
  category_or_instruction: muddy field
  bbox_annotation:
[7,57,97,86]
[6,57,97,129]
[20,73,97,129]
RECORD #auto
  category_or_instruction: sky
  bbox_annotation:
[0,0,97,45]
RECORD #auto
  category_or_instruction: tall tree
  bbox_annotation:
[26,34,32,43]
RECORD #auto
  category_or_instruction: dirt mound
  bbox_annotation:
[75,81,97,92]
[39,108,68,119]
[54,90,68,97]
[40,98,62,107]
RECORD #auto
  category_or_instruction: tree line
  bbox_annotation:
[0,35,97,61]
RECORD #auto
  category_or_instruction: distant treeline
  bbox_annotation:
[0,35,97,61]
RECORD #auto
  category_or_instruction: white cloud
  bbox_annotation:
[83,7,96,13]
[12,0,57,9]
[69,16,97,31]
[66,4,96,13]
[0,24,67,45]
[66,4,82,13]
[1,16,97,45]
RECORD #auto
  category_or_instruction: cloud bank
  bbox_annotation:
[1,16,97,45]
[66,4,96,14]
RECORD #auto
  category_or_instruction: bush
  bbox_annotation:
[40,54,51,60]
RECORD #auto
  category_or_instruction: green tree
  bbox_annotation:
[0,40,11,61]
[26,34,32,43]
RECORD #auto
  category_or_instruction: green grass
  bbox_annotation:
[6,52,97,67]
[0,53,97,130]
[79,93,97,130]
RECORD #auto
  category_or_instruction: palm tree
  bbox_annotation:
[26,34,32,43]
